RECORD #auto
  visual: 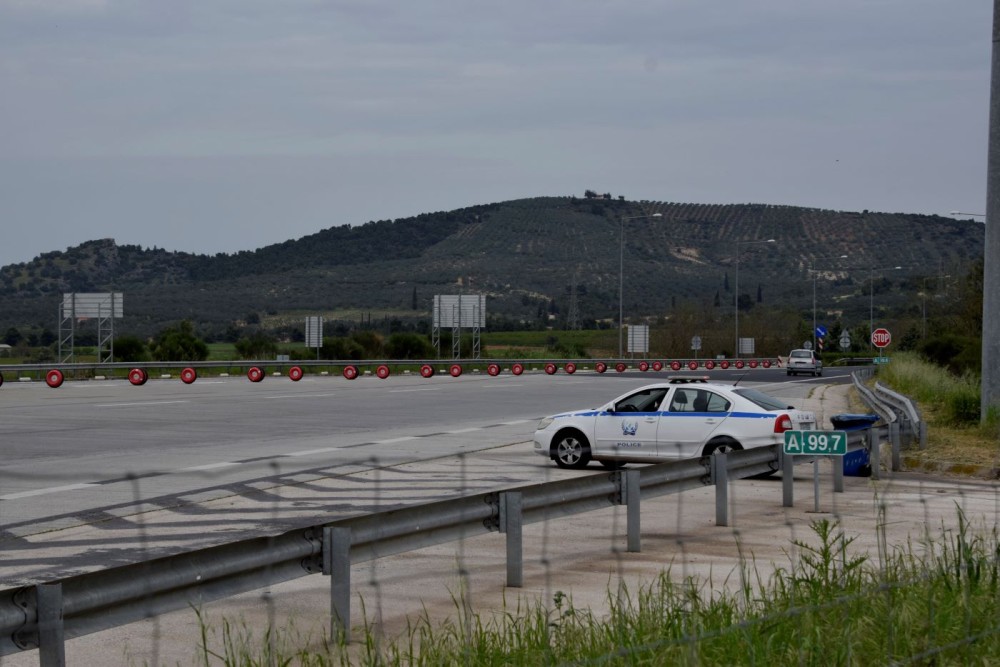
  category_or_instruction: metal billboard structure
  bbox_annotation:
[58,293,124,363]
[305,316,324,359]
[432,294,486,359]
[627,324,649,356]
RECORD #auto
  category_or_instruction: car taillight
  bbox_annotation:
[774,414,793,433]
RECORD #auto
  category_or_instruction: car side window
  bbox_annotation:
[616,388,668,413]
[702,390,731,413]
[669,389,696,412]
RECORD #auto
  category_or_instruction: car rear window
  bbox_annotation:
[790,350,811,358]
[732,388,791,411]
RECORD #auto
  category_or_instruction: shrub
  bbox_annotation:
[151,321,209,362]
[384,333,435,359]
[113,335,149,363]
[234,333,278,360]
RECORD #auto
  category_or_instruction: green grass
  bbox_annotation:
[191,512,1000,666]
[877,351,998,434]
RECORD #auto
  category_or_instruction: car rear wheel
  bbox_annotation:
[702,437,743,456]
[553,431,591,469]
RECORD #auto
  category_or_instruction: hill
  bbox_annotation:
[0,196,985,350]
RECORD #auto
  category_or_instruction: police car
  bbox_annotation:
[533,378,817,469]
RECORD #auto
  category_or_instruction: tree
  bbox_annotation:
[351,330,384,357]
[113,335,149,363]
[320,337,364,360]
[234,332,278,360]
[151,321,209,361]
[3,327,22,346]
[384,333,435,359]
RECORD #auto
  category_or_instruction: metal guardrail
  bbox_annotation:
[850,368,926,450]
[873,381,927,449]
[0,423,893,664]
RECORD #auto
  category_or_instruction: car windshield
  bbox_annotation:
[732,387,791,411]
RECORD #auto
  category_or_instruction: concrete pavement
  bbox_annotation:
[8,382,999,666]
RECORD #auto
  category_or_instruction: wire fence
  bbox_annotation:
[1,373,998,666]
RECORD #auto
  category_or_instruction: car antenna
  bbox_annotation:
[732,372,748,387]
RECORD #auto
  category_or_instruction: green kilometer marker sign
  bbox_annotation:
[783,430,848,456]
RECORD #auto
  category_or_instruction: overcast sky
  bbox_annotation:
[0,1,991,267]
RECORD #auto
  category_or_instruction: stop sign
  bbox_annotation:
[871,328,892,348]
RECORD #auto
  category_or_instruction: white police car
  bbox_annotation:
[533,378,817,469]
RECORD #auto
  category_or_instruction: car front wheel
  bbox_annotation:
[553,431,592,469]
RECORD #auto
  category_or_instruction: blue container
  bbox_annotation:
[830,414,880,477]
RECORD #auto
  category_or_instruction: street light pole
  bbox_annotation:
[734,239,774,359]
[868,265,902,349]
[618,212,662,358]
[808,255,848,351]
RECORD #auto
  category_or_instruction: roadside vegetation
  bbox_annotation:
[875,351,998,471]
[191,515,1000,666]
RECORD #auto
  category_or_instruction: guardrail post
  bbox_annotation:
[711,452,729,526]
[501,492,523,587]
[901,417,912,447]
[919,420,928,450]
[889,422,901,471]
[37,583,65,667]
[781,449,794,507]
[626,469,641,553]
[832,455,844,493]
[869,429,881,481]
[323,526,352,643]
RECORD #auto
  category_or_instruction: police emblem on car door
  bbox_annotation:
[594,387,666,459]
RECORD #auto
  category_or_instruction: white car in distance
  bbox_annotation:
[786,348,823,377]
[533,378,817,469]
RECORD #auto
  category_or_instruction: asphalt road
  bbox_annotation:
[0,365,856,585]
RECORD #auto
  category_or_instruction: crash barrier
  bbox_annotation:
[849,369,927,473]
[873,381,927,449]
[0,358,781,389]
[0,426,890,660]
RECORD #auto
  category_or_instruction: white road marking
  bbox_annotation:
[499,419,533,425]
[181,462,241,471]
[389,387,442,393]
[287,447,342,457]
[263,393,341,399]
[445,428,480,434]
[1,483,99,500]
[95,400,190,408]
[376,436,419,444]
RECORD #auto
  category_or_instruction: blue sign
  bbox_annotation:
[815,326,828,337]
